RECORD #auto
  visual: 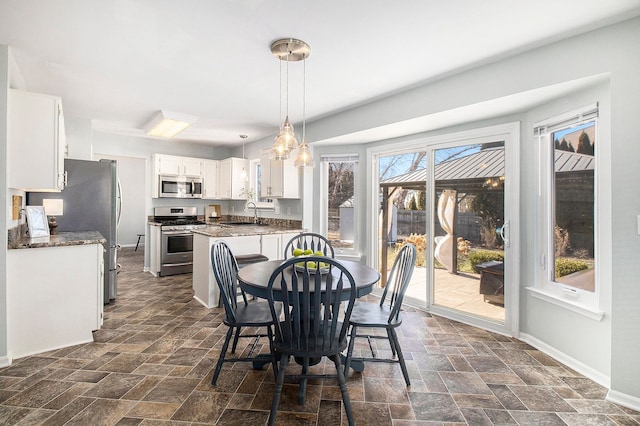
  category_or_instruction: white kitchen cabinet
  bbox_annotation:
[152,154,204,197]
[261,233,282,260]
[192,231,301,308]
[218,157,249,200]
[153,154,203,177]
[261,232,301,260]
[260,149,300,198]
[7,243,103,358]
[8,89,66,191]
[202,159,220,199]
[193,233,262,308]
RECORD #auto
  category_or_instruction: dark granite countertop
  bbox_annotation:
[9,231,106,250]
[192,224,303,238]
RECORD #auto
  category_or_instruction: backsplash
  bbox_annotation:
[206,215,302,228]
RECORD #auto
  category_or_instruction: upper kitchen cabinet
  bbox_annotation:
[202,159,219,199]
[153,154,202,177]
[260,148,300,198]
[152,154,204,198]
[8,89,67,191]
[218,157,248,200]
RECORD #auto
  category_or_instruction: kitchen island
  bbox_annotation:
[192,224,303,308]
[7,231,105,360]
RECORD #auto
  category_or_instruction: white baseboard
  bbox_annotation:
[519,332,610,388]
[0,356,11,368]
[607,389,640,412]
[193,295,215,309]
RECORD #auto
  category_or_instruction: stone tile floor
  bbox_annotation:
[0,247,638,425]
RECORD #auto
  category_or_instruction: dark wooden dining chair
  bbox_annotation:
[283,232,335,258]
[266,256,357,426]
[209,240,280,385]
[344,243,417,386]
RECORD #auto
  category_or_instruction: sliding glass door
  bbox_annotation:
[374,124,519,334]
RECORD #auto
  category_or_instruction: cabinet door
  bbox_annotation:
[8,89,64,191]
[182,157,203,177]
[218,159,232,199]
[223,235,262,255]
[259,150,299,199]
[230,158,249,199]
[156,155,182,175]
[261,234,281,260]
[202,160,219,199]
[260,151,272,198]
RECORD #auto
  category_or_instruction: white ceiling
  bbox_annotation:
[1,0,639,147]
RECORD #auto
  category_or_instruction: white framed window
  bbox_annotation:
[320,154,359,256]
[532,104,603,318]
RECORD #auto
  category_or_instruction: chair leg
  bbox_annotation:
[390,328,410,386]
[331,354,354,426]
[231,327,242,353]
[269,352,289,426]
[298,357,309,405]
[267,326,278,380]
[344,325,357,377]
[386,328,397,356]
[212,326,234,386]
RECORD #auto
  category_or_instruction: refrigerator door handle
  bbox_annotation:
[116,178,123,229]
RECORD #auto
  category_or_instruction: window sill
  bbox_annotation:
[336,253,361,262]
[526,286,605,321]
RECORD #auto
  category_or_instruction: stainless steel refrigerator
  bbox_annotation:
[28,159,121,304]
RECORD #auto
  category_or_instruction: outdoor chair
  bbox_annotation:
[266,256,357,426]
[284,232,335,258]
[344,243,417,386]
[210,240,280,385]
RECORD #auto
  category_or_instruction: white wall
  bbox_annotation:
[93,153,146,247]
[293,18,640,405]
[1,44,10,362]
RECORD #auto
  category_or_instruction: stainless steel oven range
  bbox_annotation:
[154,206,206,276]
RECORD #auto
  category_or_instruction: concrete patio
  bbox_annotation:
[400,267,505,322]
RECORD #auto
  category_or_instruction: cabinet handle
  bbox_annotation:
[63,171,68,188]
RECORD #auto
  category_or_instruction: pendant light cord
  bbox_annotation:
[285,50,290,119]
[302,56,306,142]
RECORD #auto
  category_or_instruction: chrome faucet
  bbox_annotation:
[246,201,258,224]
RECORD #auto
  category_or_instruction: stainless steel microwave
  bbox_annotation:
[159,175,203,198]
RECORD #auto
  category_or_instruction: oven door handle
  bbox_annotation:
[162,230,193,236]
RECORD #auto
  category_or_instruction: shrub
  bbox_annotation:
[555,258,589,278]
[392,234,427,267]
[469,249,504,272]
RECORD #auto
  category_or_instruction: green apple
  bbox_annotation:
[293,248,304,257]
[314,250,324,256]
[306,261,317,269]
[303,249,313,255]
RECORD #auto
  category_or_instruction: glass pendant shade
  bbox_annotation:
[276,116,298,150]
[270,133,290,160]
[294,139,314,167]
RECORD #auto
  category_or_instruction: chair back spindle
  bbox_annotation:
[284,232,335,259]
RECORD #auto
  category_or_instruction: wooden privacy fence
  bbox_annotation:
[395,210,482,244]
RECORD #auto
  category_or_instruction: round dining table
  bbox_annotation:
[237,259,381,301]
[237,258,381,373]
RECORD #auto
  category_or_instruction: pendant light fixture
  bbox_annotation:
[270,38,310,160]
[239,134,249,181]
[294,55,315,168]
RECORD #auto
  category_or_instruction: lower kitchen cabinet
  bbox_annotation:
[7,243,103,359]
[192,231,300,308]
